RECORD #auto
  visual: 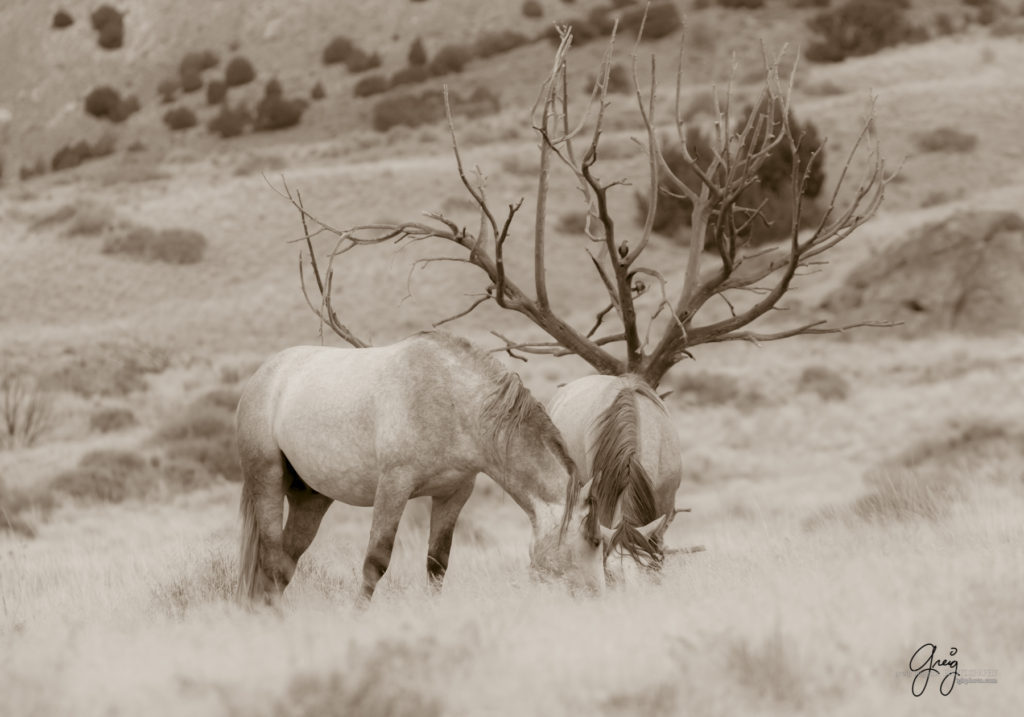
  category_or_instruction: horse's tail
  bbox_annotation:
[237,483,261,601]
[591,380,663,569]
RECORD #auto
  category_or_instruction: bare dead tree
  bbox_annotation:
[279,10,895,388]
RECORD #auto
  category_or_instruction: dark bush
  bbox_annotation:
[224,56,256,86]
[163,438,240,482]
[255,95,307,131]
[408,37,428,66]
[179,50,219,78]
[208,103,252,138]
[522,0,544,18]
[346,48,382,73]
[355,74,390,97]
[163,106,197,130]
[390,65,431,87]
[103,225,208,264]
[53,10,74,28]
[718,0,764,7]
[428,44,473,76]
[322,35,355,65]
[90,5,124,50]
[639,100,825,246]
[542,18,601,45]
[265,78,283,98]
[806,0,915,62]
[311,81,326,100]
[474,30,530,58]
[798,366,850,401]
[84,86,138,122]
[914,127,978,154]
[619,2,682,39]
[50,136,117,172]
[157,78,179,103]
[180,69,203,93]
[84,86,119,117]
[206,79,227,104]
[89,406,138,433]
[372,87,499,132]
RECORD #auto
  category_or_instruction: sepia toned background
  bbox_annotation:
[1,0,1022,715]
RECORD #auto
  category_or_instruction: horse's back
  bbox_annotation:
[549,374,682,510]
[237,337,484,504]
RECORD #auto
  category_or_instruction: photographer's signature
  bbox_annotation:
[909,643,959,696]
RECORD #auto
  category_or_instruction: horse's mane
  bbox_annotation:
[590,375,667,568]
[423,332,590,541]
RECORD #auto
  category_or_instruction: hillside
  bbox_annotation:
[2,4,1024,714]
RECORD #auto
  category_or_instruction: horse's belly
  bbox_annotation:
[280,442,380,507]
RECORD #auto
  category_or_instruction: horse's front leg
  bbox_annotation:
[361,472,415,601]
[427,476,475,590]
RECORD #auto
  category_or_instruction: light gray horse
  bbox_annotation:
[236,332,606,603]
[548,374,682,570]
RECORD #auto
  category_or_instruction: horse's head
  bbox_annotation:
[529,479,610,594]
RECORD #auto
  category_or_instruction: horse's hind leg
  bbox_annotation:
[282,463,333,565]
[426,477,474,589]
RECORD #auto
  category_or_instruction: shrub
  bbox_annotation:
[718,0,764,7]
[84,86,137,122]
[255,96,306,131]
[90,4,124,50]
[192,387,241,413]
[157,78,179,103]
[346,48,382,73]
[208,102,252,138]
[355,74,390,97]
[66,202,114,235]
[51,449,156,503]
[914,127,977,154]
[265,78,283,98]
[797,366,849,401]
[322,35,355,65]
[52,10,73,28]
[225,56,256,86]
[0,476,56,537]
[408,37,428,66]
[153,397,240,482]
[89,406,138,433]
[1,375,53,449]
[163,437,240,482]
[619,2,682,39]
[372,87,500,132]
[428,44,473,76]
[180,69,203,93]
[523,0,544,18]
[667,370,765,407]
[51,137,117,172]
[806,0,915,62]
[163,106,197,130]
[207,79,227,104]
[390,65,431,87]
[84,86,120,117]
[179,50,219,78]
[474,30,530,58]
[311,81,326,100]
[103,226,208,264]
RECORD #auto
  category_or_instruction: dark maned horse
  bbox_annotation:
[235,332,607,602]
[548,374,682,571]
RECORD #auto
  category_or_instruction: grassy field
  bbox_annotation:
[2,4,1024,715]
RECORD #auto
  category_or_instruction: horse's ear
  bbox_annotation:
[636,514,670,540]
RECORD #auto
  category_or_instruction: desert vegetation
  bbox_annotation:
[2,1,1022,715]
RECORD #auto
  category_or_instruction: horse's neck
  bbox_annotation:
[482,439,565,535]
